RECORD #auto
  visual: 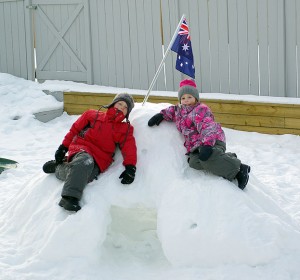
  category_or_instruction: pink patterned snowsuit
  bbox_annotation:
[160,103,225,152]
[160,102,241,181]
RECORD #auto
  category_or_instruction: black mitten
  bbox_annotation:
[119,165,136,184]
[198,145,213,161]
[148,113,164,127]
[55,144,68,163]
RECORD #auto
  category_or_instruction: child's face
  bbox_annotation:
[180,94,197,106]
[114,101,128,116]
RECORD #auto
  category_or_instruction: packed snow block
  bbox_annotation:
[2,172,111,264]
[43,90,63,102]
[102,206,163,263]
[157,179,300,267]
[34,108,63,123]
[38,199,110,262]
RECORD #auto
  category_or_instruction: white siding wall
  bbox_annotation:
[0,0,29,79]
[0,0,300,97]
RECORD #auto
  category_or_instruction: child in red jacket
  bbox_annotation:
[43,93,137,212]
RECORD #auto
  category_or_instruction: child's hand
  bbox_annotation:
[55,144,68,163]
[148,113,164,126]
[119,165,136,184]
[198,145,213,161]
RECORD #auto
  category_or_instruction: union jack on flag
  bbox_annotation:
[171,18,195,79]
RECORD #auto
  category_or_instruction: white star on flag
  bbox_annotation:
[182,44,190,51]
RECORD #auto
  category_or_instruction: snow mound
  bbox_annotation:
[1,103,300,273]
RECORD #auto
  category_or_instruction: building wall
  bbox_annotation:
[1,0,300,98]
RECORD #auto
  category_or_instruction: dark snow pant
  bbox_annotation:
[188,141,241,181]
[55,152,100,200]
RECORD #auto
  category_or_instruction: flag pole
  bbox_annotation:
[142,14,186,106]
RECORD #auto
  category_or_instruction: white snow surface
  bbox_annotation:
[1,73,300,280]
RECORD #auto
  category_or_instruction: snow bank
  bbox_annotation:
[1,103,300,273]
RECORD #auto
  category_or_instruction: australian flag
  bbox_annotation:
[171,18,195,79]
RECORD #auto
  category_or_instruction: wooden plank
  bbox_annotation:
[268,0,280,97]
[64,103,103,114]
[56,5,64,72]
[161,0,172,90]
[64,100,300,136]
[89,0,101,84]
[285,0,297,97]
[237,0,249,95]
[127,0,141,89]
[136,0,150,89]
[228,0,239,94]
[105,0,117,86]
[97,0,109,85]
[37,70,86,81]
[276,0,286,97]
[258,0,269,96]
[112,0,124,88]
[11,1,20,77]
[64,91,300,117]
[297,0,300,97]
[223,124,300,135]
[64,94,114,105]
[189,0,201,91]
[63,92,300,135]
[24,0,35,80]
[0,3,7,71]
[218,0,230,93]
[161,0,179,91]
[247,0,259,96]
[0,0,23,2]
[285,118,300,129]
[18,0,29,78]
[208,0,220,92]
[214,113,285,128]
[206,102,300,118]
[3,2,13,74]
[83,0,92,84]
[171,1,182,90]
[198,0,211,93]
[152,0,165,91]
[119,0,131,88]
[34,0,81,3]
[144,1,157,90]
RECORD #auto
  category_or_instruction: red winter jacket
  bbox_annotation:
[61,107,137,172]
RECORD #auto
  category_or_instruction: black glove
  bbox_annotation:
[119,165,136,184]
[55,144,68,163]
[148,113,164,127]
[198,145,213,161]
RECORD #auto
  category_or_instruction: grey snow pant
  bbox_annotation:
[55,152,100,200]
[188,141,241,181]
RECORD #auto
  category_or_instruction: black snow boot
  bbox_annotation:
[43,160,58,174]
[236,164,251,190]
[59,196,81,212]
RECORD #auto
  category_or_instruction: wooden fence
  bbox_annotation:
[64,92,300,135]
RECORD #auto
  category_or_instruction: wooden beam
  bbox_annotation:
[63,91,300,135]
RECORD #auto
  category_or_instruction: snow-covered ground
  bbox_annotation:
[1,73,300,280]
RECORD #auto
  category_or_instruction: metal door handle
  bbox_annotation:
[26,5,37,9]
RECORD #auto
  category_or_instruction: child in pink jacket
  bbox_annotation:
[148,79,250,190]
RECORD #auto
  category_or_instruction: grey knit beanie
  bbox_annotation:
[107,93,135,118]
[178,79,199,102]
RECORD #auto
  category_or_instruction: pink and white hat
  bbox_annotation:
[178,79,199,101]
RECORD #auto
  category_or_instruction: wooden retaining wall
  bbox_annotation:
[64,92,300,136]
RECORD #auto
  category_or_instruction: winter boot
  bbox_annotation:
[235,164,251,190]
[58,196,81,212]
[43,160,58,174]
